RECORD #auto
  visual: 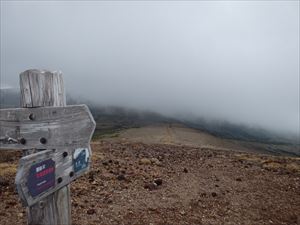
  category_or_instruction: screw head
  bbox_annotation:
[29,113,35,120]
[40,137,47,144]
[57,177,63,184]
[19,138,26,145]
[63,152,68,157]
[39,201,45,209]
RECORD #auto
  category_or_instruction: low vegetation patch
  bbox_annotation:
[92,129,121,140]
[235,153,300,174]
[0,162,17,177]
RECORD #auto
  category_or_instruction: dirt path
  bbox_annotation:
[117,124,299,156]
[118,124,254,150]
[160,124,175,145]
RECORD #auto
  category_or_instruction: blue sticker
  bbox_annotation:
[27,159,55,197]
[73,148,89,173]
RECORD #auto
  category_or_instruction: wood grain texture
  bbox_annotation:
[0,105,96,150]
[20,70,66,108]
[15,147,92,206]
[18,69,71,225]
[26,186,71,225]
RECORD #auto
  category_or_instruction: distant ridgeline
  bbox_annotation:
[0,88,20,108]
[1,90,299,147]
[181,119,300,146]
[88,105,178,137]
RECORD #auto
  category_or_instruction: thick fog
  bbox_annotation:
[0,1,299,135]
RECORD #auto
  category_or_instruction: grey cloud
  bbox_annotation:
[0,1,299,135]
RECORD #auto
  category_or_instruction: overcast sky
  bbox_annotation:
[0,1,299,135]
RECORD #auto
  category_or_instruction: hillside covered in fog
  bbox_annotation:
[1,89,299,148]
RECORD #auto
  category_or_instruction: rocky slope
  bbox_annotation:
[0,141,299,225]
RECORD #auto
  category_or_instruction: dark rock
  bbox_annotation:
[6,201,17,206]
[106,198,113,204]
[236,178,242,181]
[183,168,188,173]
[200,193,207,197]
[154,178,163,186]
[102,161,108,166]
[0,177,9,187]
[211,192,217,197]
[117,174,126,181]
[87,208,96,215]
[88,173,95,183]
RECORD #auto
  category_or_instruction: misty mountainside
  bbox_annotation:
[88,104,299,145]
[86,104,300,150]
[1,89,299,148]
[181,118,300,146]
[0,88,20,108]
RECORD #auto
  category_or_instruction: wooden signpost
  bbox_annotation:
[0,69,96,225]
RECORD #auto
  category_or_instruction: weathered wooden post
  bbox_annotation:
[21,70,70,225]
[0,69,96,225]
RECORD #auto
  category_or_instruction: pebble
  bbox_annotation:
[150,158,162,166]
[117,174,126,181]
[144,182,158,191]
[87,209,96,215]
[180,210,186,215]
[154,178,163,186]
[139,158,151,165]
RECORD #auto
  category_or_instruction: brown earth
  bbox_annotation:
[0,126,300,225]
[114,124,300,156]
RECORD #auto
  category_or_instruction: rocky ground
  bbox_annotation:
[0,140,300,225]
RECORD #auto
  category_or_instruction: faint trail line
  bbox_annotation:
[160,124,175,144]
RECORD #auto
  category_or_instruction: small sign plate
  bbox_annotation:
[27,159,55,197]
[73,148,90,173]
